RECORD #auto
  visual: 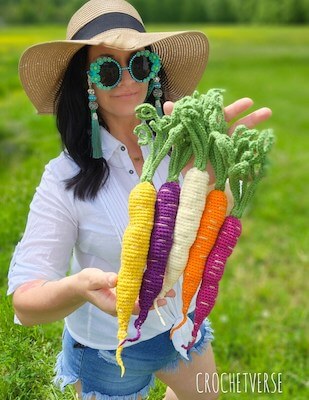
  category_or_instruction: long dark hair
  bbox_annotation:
[55,45,166,201]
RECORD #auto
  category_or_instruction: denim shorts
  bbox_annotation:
[54,318,213,400]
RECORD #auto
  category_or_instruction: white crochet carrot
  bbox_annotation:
[170,133,229,337]
[158,107,210,298]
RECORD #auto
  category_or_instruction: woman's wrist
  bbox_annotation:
[13,275,86,326]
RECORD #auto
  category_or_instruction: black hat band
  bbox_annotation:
[72,12,146,40]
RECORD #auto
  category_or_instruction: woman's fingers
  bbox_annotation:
[228,107,272,134]
[132,289,176,315]
[152,289,176,308]
[165,98,271,134]
[224,97,272,134]
[163,101,174,116]
[224,97,254,122]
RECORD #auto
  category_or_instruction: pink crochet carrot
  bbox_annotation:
[185,128,275,350]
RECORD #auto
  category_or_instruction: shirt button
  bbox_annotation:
[120,146,126,151]
[129,170,134,175]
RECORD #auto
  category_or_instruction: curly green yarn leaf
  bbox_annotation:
[167,137,192,182]
[134,103,169,182]
[179,109,208,171]
[135,89,242,186]
[230,128,275,218]
[199,89,226,134]
[145,123,188,181]
[134,121,153,146]
[209,132,231,191]
[135,103,160,123]
[231,125,259,164]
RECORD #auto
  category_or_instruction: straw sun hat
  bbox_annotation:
[19,0,209,114]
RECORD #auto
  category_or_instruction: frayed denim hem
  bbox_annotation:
[187,318,214,360]
[160,318,214,373]
[53,350,79,391]
[81,374,155,400]
[54,349,155,399]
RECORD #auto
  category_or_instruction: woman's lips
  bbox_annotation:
[113,92,138,99]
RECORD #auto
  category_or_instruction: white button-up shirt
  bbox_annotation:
[8,127,200,355]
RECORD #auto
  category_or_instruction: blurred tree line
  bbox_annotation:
[0,0,308,25]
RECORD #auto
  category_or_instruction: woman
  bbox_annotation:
[7,1,271,399]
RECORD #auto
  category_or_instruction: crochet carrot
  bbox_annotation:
[185,128,275,350]
[116,181,156,376]
[138,145,193,332]
[115,106,163,376]
[134,182,180,326]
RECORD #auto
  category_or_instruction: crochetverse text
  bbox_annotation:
[196,372,283,394]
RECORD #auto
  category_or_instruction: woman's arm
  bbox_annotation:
[13,268,172,326]
[12,268,118,326]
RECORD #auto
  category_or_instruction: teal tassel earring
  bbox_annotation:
[88,76,103,159]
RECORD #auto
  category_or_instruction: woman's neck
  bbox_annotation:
[102,113,145,176]
[104,114,140,147]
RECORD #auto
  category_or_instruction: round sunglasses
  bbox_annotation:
[88,50,161,90]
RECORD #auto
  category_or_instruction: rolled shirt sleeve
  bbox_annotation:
[7,160,78,295]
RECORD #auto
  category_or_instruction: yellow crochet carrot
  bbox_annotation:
[116,181,156,376]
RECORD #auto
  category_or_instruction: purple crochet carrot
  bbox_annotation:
[185,128,275,350]
[134,182,180,331]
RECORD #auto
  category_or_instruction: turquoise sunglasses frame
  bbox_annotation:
[88,50,161,90]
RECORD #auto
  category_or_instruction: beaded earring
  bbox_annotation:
[87,76,103,159]
[146,74,163,117]
[152,76,163,117]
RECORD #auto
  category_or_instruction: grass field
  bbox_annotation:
[0,25,308,399]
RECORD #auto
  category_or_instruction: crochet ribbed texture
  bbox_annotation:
[185,122,274,350]
[115,89,274,373]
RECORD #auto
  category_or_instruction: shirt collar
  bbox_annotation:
[100,126,123,161]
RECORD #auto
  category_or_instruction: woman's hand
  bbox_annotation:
[164,97,272,133]
[76,268,174,317]
[76,268,119,316]
[224,97,272,134]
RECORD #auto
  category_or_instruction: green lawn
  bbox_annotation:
[0,25,308,399]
